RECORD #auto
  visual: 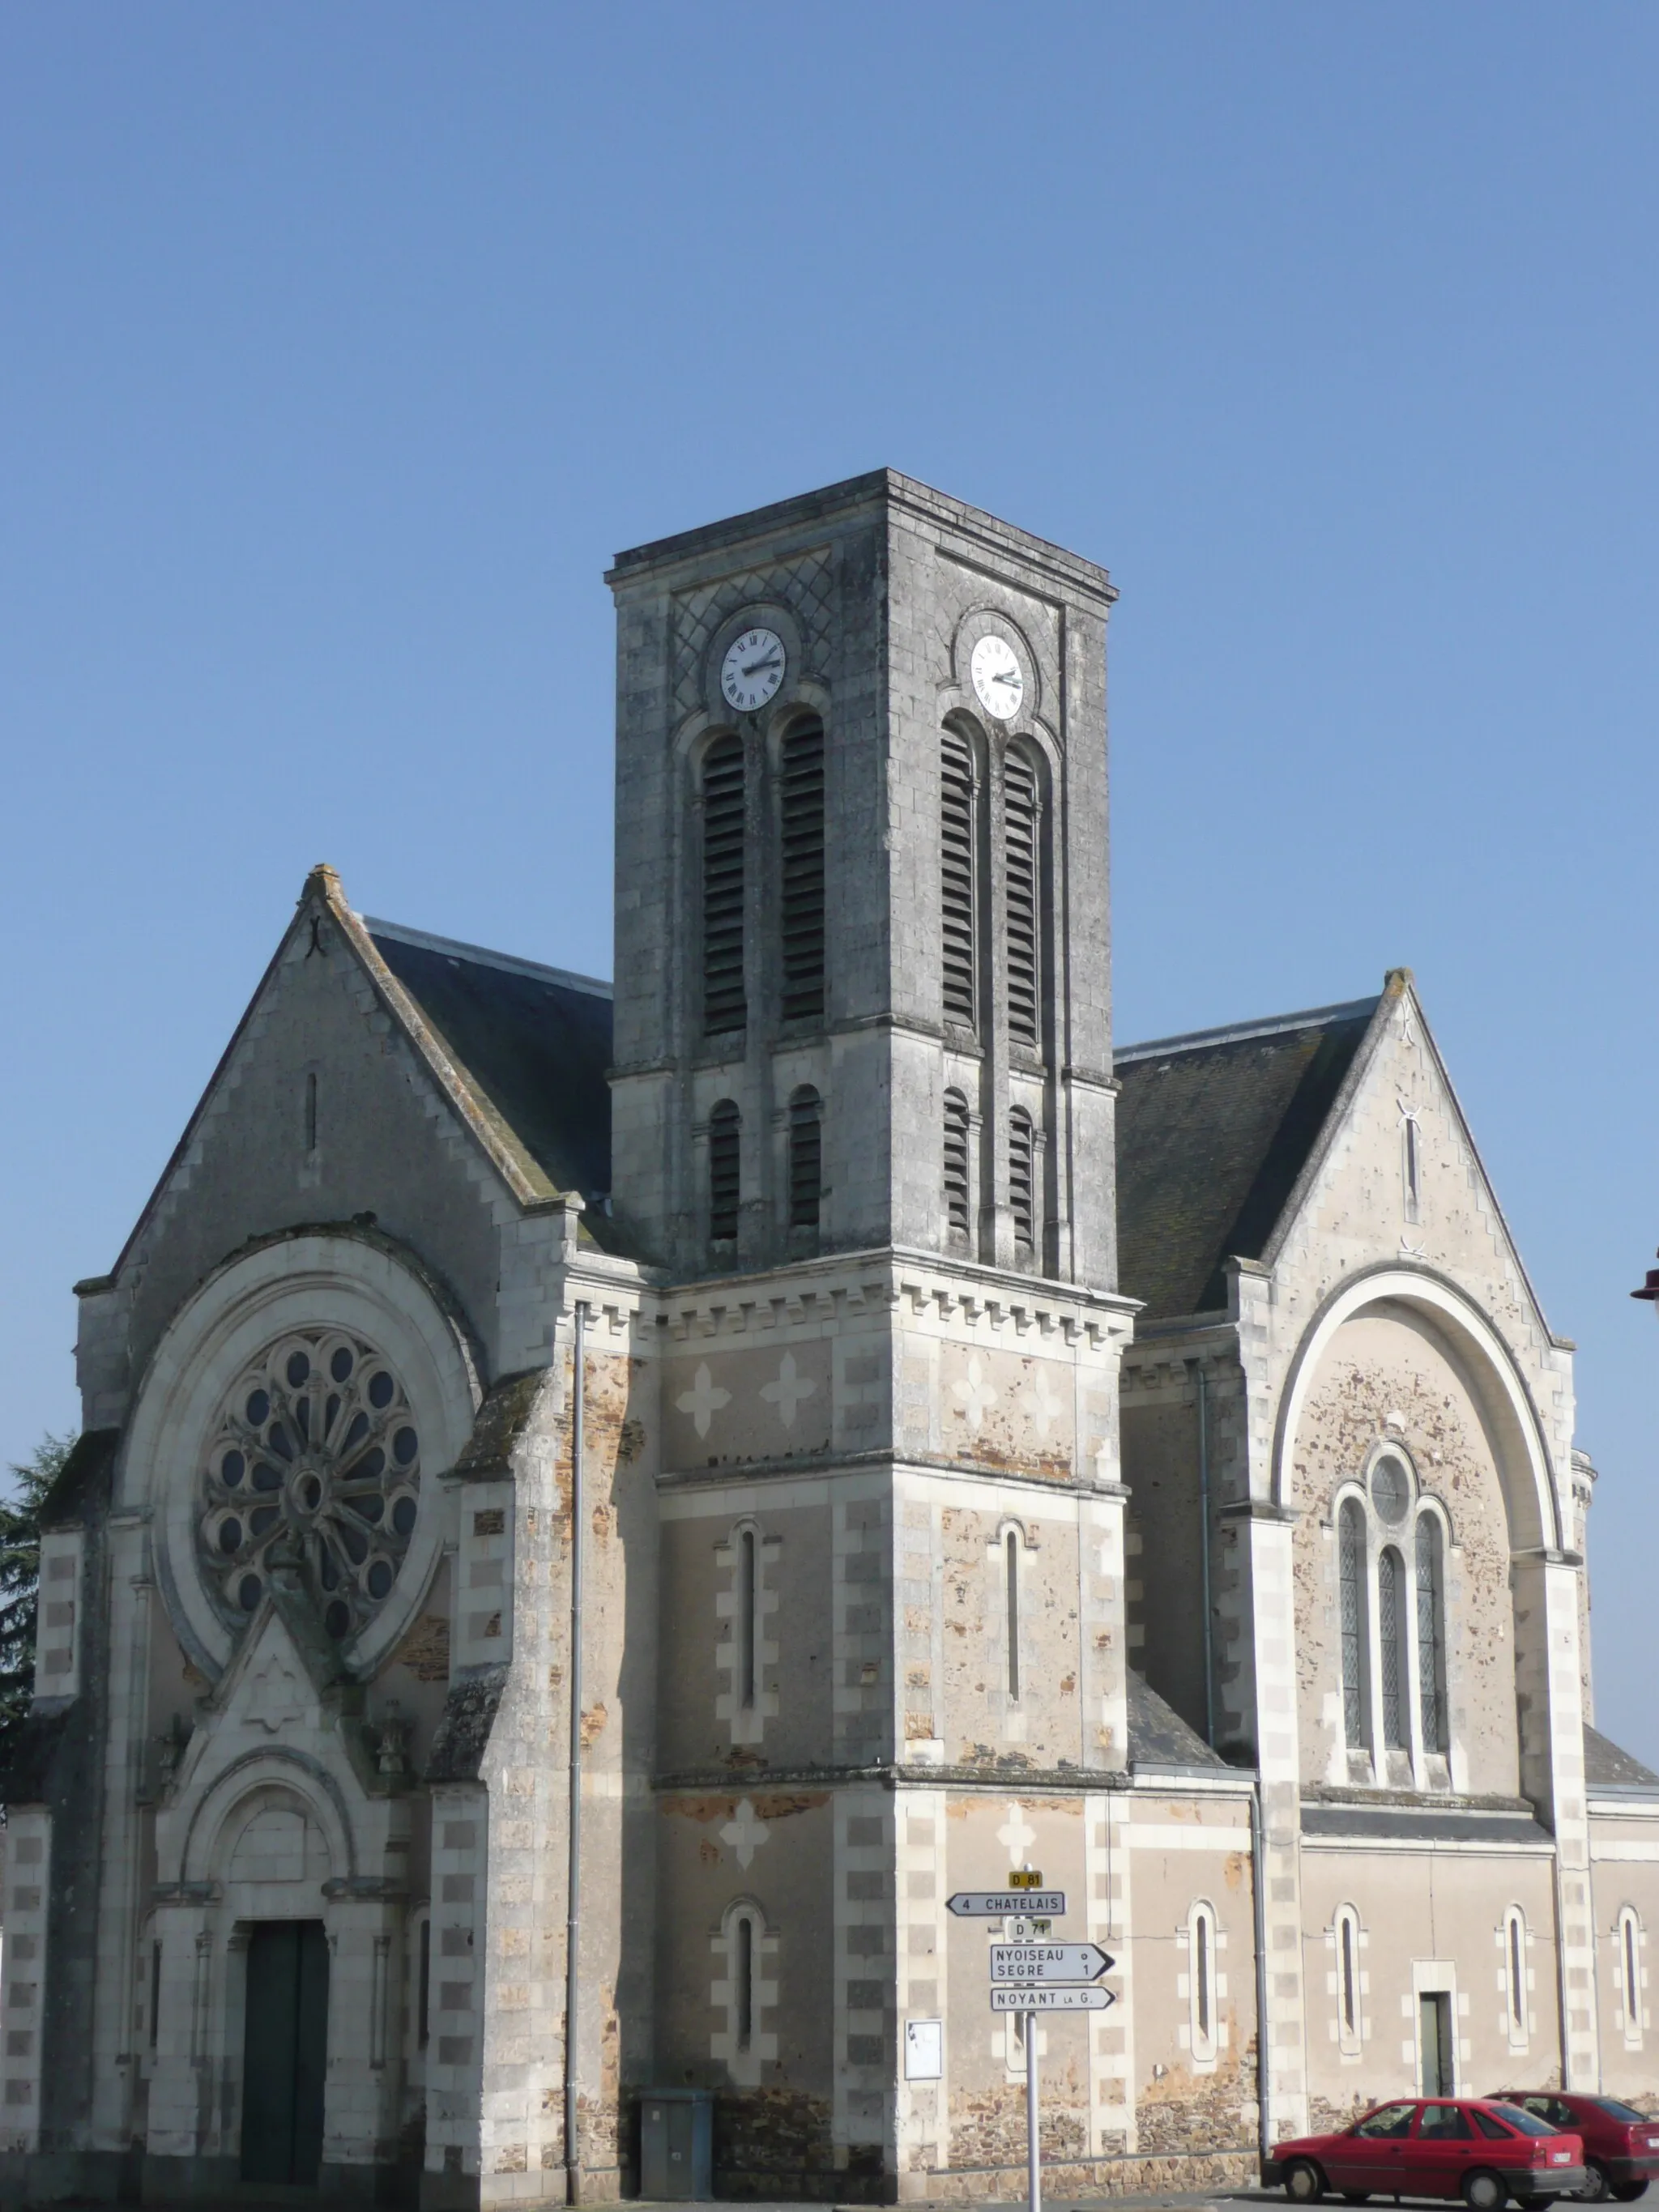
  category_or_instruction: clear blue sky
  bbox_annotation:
[3,6,1656,1751]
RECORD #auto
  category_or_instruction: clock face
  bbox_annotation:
[970,633,1023,722]
[721,627,787,714]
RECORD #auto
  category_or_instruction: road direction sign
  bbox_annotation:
[948,1890,1066,1918]
[990,1942,1114,1985]
[990,1985,1115,2013]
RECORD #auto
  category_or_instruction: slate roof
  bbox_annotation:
[1115,996,1384,1319]
[367,918,614,1209]
[1584,1724,1659,1793]
[1127,1669,1229,1771]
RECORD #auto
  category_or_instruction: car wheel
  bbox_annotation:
[1610,2187,1648,2203]
[1463,2171,1509,2212]
[1572,2166,1612,2203]
[1286,2159,1325,2204]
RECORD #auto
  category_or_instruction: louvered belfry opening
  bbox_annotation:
[709,1100,740,1242]
[940,726,977,1026]
[702,735,747,1035]
[1004,749,1040,1051]
[779,716,826,1021]
[788,1086,822,1230]
[1009,1108,1035,1251]
[943,1089,970,1235]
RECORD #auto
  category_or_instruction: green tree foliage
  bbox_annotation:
[0,1434,73,1757]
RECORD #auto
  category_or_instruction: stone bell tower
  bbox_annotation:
[610,474,1135,2199]
[606,468,1119,1291]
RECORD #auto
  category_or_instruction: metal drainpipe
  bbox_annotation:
[1251,1781,1272,2167]
[1188,1358,1215,1745]
[565,1300,586,2207]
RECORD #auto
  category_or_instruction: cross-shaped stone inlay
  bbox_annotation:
[720,1796,770,1869]
[676,1362,731,1440]
[996,1801,1037,1860]
[953,1355,998,1434]
[1024,1363,1063,1440]
[759,1351,816,1430]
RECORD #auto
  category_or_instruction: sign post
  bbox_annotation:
[948,1871,1117,2212]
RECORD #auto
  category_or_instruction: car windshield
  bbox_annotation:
[1593,2101,1649,2125]
[1354,2105,1418,2139]
[1491,2104,1557,2137]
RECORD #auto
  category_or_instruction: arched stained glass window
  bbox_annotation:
[1416,1515,1448,1754]
[1339,1499,1367,1750]
[1379,1545,1408,1750]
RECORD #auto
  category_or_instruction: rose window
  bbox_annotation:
[198,1330,420,1641]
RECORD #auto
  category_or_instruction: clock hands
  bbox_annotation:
[742,654,782,677]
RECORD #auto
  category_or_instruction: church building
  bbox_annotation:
[2,471,1655,2208]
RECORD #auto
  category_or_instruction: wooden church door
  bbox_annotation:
[241,1920,329,2184]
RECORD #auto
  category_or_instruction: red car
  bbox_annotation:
[1265,2096,1588,2209]
[1494,2095,1659,2203]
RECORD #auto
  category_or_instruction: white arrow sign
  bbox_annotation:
[990,1942,1113,1984]
[947,1890,1067,1918]
[990,1985,1116,2012]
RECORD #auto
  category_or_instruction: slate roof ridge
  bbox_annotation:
[363,915,612,1002]
[105,866,573,1282]
[1116,995,1382,1064]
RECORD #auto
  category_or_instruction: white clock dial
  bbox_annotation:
[970,633,1024,722]
[721,627,787,714]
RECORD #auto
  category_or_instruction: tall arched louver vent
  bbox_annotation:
[702,735,747,1034]
[940,727,977,1026]
[1004,751,1040,1050]
[779,716,825,1021]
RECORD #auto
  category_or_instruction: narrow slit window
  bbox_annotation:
[1339,1499,1367,1749]
[779,716,825,1021]
[788,1086,821,1230]
[1009,1108,1035,1251]
[1415,1515,1448,1754]
[736,1914,755,2052]
[943,1089,970,1235]
[1623,1909,1644,2042]
[739,1528,757,1709]
[1379,1545,1407,1750]
[1004,750,1040,1051]
[1189,1903,1217,2061]
[709,1100,741,1242]
[305,1072,318,1153]
[702,735,747,1034]
[1338,1908,1360,2046]
[1005,1530,1021,1702]
[1404,1114,1422,1222]
[940,727,977,1026]
[1506,1910,1526,2039]
[150,1938,162,2052]
[418,1916,431,2048]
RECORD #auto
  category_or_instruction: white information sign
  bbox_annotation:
[947,1890,1067,1918]
[989,1985,1116,2013]
[990,1941,1113,1984]
[903,2019,942,2081]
